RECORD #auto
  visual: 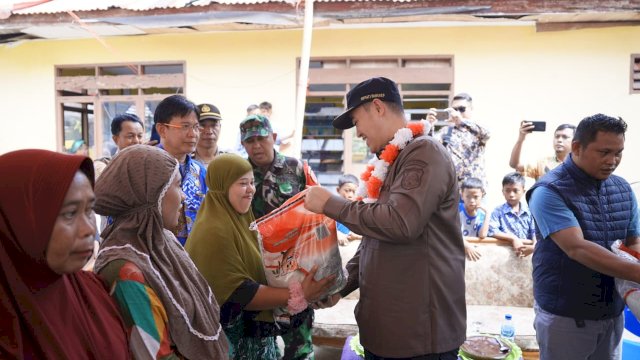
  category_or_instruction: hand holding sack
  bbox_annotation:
[251,188,346,315]
[611,240,640,318]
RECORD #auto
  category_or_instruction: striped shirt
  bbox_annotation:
[102,260,181,359]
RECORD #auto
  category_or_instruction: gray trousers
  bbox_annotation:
[534,303,623,360]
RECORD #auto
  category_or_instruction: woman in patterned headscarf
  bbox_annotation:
[93,145,229,359]
[0,149,130,359]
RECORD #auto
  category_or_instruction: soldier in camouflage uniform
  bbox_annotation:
[240,114,315,360]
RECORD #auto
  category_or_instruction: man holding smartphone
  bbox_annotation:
[426,93,491,187]
[509,121,576,181]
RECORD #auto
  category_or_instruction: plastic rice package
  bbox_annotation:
[251,188,346,314]
[611,240,640,318]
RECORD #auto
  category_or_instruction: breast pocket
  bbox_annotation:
[276,174,299,195]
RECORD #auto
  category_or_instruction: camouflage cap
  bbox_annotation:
[239,114,273,142]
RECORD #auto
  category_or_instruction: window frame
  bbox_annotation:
[631,54,640,94]
[300,55,455,180]
[55,61,186,156]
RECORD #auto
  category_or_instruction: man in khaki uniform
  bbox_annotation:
[305,77,466,359]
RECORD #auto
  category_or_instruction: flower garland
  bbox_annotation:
[357,120,431,203]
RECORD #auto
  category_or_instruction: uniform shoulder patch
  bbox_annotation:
[401,160,427,190]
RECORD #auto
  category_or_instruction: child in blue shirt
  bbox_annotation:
[335,174,362,246]
[488,172,536,257]
[459,177,489,261]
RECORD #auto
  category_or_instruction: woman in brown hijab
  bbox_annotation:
[0,149,130,359]
[93,145,229,359]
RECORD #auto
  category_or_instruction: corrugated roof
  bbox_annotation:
[9,0,417,15]
[12,0,191,14]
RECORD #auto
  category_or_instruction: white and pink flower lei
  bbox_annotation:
[357,120,431,203]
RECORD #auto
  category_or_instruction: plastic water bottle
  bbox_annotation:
[500,314,515,342]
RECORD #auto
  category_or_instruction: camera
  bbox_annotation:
[435,109,450,121]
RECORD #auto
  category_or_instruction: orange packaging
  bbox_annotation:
[252,188,346,307]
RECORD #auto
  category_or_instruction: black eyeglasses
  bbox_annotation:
[453,106,467,113]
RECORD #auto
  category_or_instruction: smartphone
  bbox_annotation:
[526,121,546,132]
[435,109,450,121]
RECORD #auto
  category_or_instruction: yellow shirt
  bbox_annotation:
[523,156,562,180]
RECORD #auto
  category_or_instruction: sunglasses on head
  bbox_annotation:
[453,106,467,113]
